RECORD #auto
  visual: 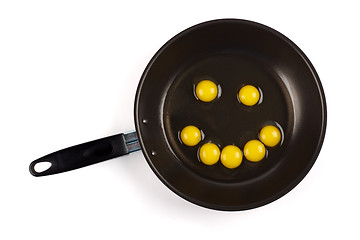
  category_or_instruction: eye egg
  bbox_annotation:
[220,145,243,169]
[198,143,220,165]
[243,140,266,162]
[180,125,201,146]
[259,125,282,147]
[238,85,260,106]
[195,80,218,102]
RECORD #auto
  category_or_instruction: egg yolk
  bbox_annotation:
[195,80,218,102]
[244,140,266,162]
[259,125,281,147]
[239,85,260,106]
[198,143,220,165]
[180,125,201,146]
[220,145,243,169]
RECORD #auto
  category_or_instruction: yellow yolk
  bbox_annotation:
[220,145,243,169]
[244,140,266,162]
[198,143,220,165]
[259,125,282,147]
[180,125,201,146]
[239,85,260,106]
[195,80,218,102]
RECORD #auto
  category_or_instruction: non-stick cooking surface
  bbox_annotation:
[135,19,326,210]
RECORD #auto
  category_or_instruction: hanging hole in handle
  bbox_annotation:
[33,161,52,173]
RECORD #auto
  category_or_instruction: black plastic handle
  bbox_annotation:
[29,132,140,177]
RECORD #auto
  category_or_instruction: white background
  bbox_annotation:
[1,0,359,239]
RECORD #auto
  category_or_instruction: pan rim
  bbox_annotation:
[134,18,327,211]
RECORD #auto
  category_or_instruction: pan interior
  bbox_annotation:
[163,52,293,182]
[135,19,326,210]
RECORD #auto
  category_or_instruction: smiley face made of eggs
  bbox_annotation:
[179,80,283,169]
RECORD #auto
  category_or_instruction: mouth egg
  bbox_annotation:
[259,125,282,147]
[198,143,221,165]
[243,140,266,162]
[220,145,243,169]
[180,125,202,146]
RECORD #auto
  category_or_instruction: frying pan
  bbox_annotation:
[29,19,326,211]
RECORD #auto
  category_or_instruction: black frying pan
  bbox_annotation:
[29,19,326,211]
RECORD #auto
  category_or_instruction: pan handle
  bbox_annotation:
[29,131,140,177]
